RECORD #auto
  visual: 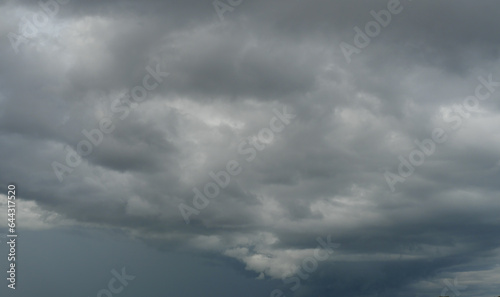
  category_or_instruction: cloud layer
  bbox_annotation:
[2,0,500,296]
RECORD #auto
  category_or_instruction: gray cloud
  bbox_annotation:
[2,0,500,296]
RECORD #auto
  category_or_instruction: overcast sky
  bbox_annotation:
[1,0,500,296]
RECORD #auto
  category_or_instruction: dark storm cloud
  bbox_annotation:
[2,0,500,296]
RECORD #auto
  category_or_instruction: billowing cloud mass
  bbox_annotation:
[1,0,500,296]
